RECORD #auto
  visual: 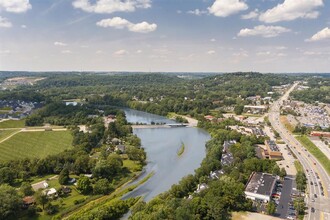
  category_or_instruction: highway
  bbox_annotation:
[268,83,330,220]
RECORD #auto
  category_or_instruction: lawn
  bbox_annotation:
[0,131,73,161]
[296,135,330,175]
[0,129,20,142]
[0,119,26,128]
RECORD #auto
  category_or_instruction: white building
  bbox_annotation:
[244,172,277,202]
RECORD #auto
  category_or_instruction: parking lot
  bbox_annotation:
[274,177,296,219]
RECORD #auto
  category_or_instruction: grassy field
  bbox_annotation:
[280,116,294,132]
[0,119,25,128]
[296,135,330,175]
[294,160,304,173]
[0,129,20,142]
[0,131,73,161]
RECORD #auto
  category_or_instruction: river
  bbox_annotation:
[122,109,210,201]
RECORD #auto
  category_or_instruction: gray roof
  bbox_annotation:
[245,172,276,196]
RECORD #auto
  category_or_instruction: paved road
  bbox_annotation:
[269,82,330,220]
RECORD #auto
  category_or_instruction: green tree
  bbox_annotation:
[0,167,15,185]
[58,167,70,185]
[234,104,244,115]
[77,175,92,194]
[93,178,113,195]
[20,182,34,196]
[266,201,276,215]
[35,190,48,210]
[294,197,306,216]
[0,184,22,219]
[279,167,287,179]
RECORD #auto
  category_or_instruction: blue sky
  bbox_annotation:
[0,0,330,72]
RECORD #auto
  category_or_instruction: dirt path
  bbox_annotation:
[0,129,22,144]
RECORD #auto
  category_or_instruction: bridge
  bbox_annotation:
[131,123,189,129]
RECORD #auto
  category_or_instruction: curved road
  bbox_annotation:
[268,83,330,220]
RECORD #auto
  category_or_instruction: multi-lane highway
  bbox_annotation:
[269,83,330,220]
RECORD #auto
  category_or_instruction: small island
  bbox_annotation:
[177,142,185,157]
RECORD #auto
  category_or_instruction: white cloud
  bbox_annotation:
[136,50,142,54]
[72,0,151,14]
[0,50,11,54]
[207,50,216,55]
[0,0,31,13]
[113,49,128,56]
[61,50,72,54]
[96,17,157,33]
[210,38,216,42]
[187,9,207,16]
[54,41,67,47]
[0,16,12,28]
[238,25,290,38]
[208,0,248,17]
[306,27,330,42]
[21,24,27,28]
[241,9,258,19]
[257,51,287,57]
[259,0,323,23]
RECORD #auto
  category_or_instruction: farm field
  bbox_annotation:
[0,129,20,142]
[0,131,73,161]
[0,119,26,128]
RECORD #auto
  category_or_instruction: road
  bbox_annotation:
[268,82,330,220]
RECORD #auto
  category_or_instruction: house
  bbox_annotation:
[195,183,209,194]
[22,196,35,208]
[244,172,277,203]
[43,182,49,188]
[115,144,126,153]
[44,188,57,198]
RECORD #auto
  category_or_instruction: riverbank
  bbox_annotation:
[167,112,198,127]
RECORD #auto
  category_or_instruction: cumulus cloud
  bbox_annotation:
[72,0,151,14]
[207,50,216,55]
[306,27,330,42]
[241,9,259,20]
[0,0,31,13]
[208,0,248,17]
[54,41,67,46]
[238,25,290,38]
[21,24,27,28]
[113,49,128,56]
[0,16,12,28]
[259,0,323,23]
[96,17,157,33]
[187,9,207,16]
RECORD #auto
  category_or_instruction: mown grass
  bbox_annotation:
[0,119,26,128]
[296,135,330,175]
[0,129,20,141]
[0,131,73,161]
[294,160,304,173]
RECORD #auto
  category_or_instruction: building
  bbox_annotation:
[310,131,330,138]
[244,172,277,202]
[244,105,268,114]
[263,140,282,160]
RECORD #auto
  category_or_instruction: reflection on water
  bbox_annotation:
[123,109,210,201]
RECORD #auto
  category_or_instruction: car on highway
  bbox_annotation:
[311,207,315,213]
[314,194,317,198]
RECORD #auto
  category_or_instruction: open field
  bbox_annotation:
[0,119,26,128]
[280,115,294,132]
[0,129,20,142]
[296,135,330,175]
[0,131,73,161]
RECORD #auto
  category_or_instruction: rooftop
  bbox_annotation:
[265,140,280,152]
[245,172,276,196]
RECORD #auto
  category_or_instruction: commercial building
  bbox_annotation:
[244,172,277,202]
[310,131,330,138]
[263,140,283,160]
